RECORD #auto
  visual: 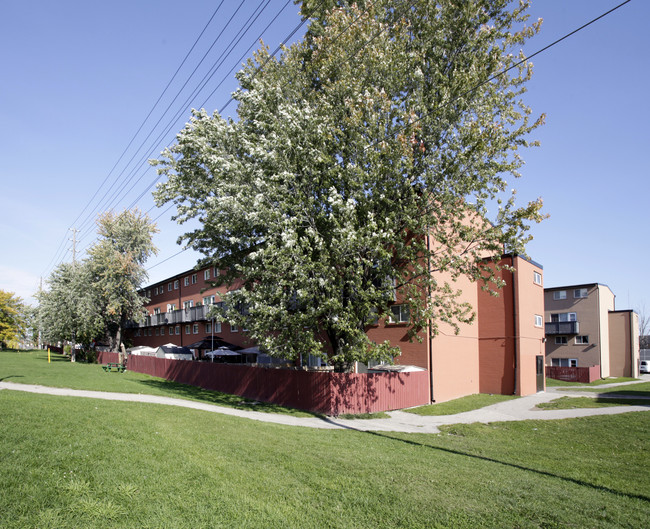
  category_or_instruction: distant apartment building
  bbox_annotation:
[544,283,639,377]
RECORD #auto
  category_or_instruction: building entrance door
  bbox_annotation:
[536,355,545,392]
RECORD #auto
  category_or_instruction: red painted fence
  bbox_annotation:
[545,365,601,384]
[98,352,430,415]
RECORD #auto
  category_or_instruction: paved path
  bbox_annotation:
[1,378,649,433]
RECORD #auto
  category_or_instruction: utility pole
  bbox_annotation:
[69,228,79,264]
[38,277,43,350]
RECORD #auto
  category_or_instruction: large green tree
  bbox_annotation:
[153,0,544,365]
[40,209,158,355]
[38,262,103,352]
[85,209,158,352]
[0,290,28,349]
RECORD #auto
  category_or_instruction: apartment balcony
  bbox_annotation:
[545,321,580,335]
[127,305,214,328]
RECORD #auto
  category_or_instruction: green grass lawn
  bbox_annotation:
[2,349,650,527]
[404,393,518,416]
[538,396,650,410]
[0,349,317,417]
[546,377,637,387]
[0,390,648,529]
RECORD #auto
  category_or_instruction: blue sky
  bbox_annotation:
[1,0,648,315]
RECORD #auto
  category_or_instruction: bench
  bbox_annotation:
[102,362,126,373]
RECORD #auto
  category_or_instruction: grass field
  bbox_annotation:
[2,349,649,528]
[0,349,316,416]
[546,377,637,387]
[405,393,518,416]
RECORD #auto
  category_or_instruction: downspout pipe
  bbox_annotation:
[512,255,518,396]
[427,232,434,403]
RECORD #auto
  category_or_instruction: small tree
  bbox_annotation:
[0,290,28,349]
[154,0,544,365]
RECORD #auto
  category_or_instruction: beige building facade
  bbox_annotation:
[544,283,639,378]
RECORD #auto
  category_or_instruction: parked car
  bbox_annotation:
[641,360,650,374]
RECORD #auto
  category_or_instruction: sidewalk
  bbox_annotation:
[1,378,648,433]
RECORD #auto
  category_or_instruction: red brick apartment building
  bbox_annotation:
[126,254,545,404]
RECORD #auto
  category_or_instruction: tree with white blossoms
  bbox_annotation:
[153,0,545,366]
[85,209,158,352]
[39,209,158,356]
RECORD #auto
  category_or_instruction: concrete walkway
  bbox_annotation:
[1,377,649,434]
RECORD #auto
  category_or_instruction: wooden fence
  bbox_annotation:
[98,352,430,415]
[545,365,600,383]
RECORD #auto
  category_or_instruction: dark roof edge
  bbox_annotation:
[544,282,611,292]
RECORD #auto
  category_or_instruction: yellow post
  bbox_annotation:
[48,347,51,363]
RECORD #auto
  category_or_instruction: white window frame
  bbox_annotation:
[388,304,409,323]
[175,325,180,335]
[191,273,197,284]
[153,307,161,315]
[214,321,222,334]
[205,322,212,333]
[553,290,567,300]
[575,335,589,344]
[183,300,194,310]
[204,269,210,280]
[160,327,165,336]
[168,282,172,292]
[184,276,189,287]
[231,323,239,333]
[533,271,542,286]
[551,312,577,323]
[193,323,199,334]
[185,324,191,334]
[574,288,588,299]
[534,314,543,327]
[203,295,215,306]
[174,280,179,290]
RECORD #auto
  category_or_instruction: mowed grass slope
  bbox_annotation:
[1,389,649,528]
[0,349,316,416]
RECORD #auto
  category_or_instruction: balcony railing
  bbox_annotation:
[545,321,580,335]
[127,304,216,328]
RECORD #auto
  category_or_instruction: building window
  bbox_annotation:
[533,271,542,286]
[203,295,215,305]
[183,300,194,310]
[154,287,158,296]
[205,322,212,333]
[184,277,189,287]
[534,314,543,327]
[160,327,165,336]
[551,312,577,322]
[146,289,151,298]
[204,270,210,280]
[555,336,567,345]
[214,267,220,277]
[153,307,161,315]
[575,335,589,344]
[169,326,174,335]
[185,324,191,334]
[215,321,222,333]
[175,325,180,335]
[551,358,578,367]
[388,304,409,323]
[193,323,199,334]
[155,328,159,336]
[231,323,239,333]
[191,273,197,284]
[168,282,172,292]
[553,290,567,300]
[174,280,179,290]
[574,288,588,299]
